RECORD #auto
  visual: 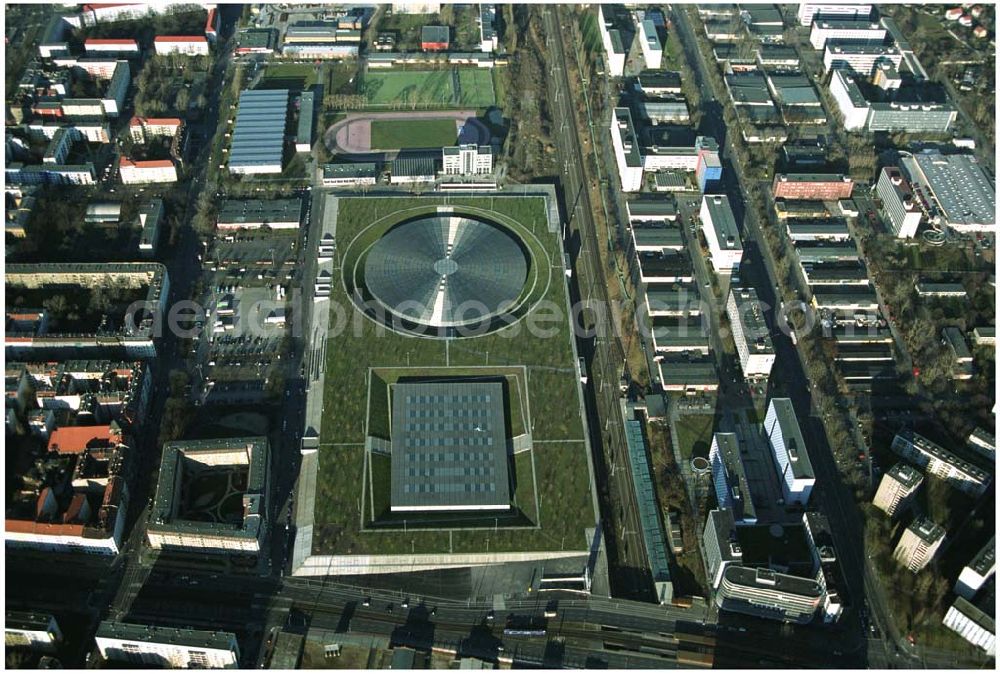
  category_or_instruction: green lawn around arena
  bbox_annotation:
[369,118,458,149]
[310,195,595,556]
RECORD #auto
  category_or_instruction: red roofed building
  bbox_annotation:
[154,35,210,56]
[48,425,121,454]
[129,116,183,143]
[80,3,149,26]
[421,25,450,51]
[6,430,129,554]
[772,173,855,201]
[119,157,178,184]
[205,7,219,42]
[84,37,139,54]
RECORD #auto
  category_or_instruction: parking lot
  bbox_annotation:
[207,233,299,290]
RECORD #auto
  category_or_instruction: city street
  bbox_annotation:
[669,8,990,668]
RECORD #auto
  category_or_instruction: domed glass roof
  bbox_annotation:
[364,214,528,329]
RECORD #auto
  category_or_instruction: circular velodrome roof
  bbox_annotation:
[364,215,528,329]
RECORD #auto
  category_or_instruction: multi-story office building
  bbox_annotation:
[798,3,872,26]
[716,566,824,624]
[636,16,662,70]
[42,128,73,165]
[803,512,849,624]
[95,622,240,668]
[955,536,996,601]
[610,107,643,192]
[703,509,743,588]
[872,61,903,90]
[764,398,815,505]
[699,195,743,274]
[867,101,958,133]
[709,434,757,525]
[829,70,957,133]
[876,166,923,238]
[894,517,946,572]
[891,430,991,497]
[823,43,902,76]
[442,144,493,176]
[726,287,775,379]
[943,594,996,657]
[967,428,995,463]
[4,612,63,653]
[872,463,923,517]
[829,69,870,130]
[772,173,854,200]
[809,18,886,50]
[598,4,633,77]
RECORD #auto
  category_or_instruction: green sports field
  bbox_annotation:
[360,69,497,108]
[369,118,458,149]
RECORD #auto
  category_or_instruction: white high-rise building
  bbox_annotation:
[598,4,630,77]
[943,597,996,656]
[726,287,775,379]
[954,536,996,601]
[797,3,873,27]
[967,428,995,462]
[829,69,870,130]
[441,144,493,176]
[823,43,903,76]
[636,16,662,69]
[699,195,743,274]
[610,107,644,192]
[764,398,815,505]
[709,433,756,525]
[872,463,923,517]
[809,18,886,50]
[876,166,923,238]
[893,517,945,572]
[890,430,991,497]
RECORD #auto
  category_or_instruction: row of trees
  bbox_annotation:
[501,6,553,183]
